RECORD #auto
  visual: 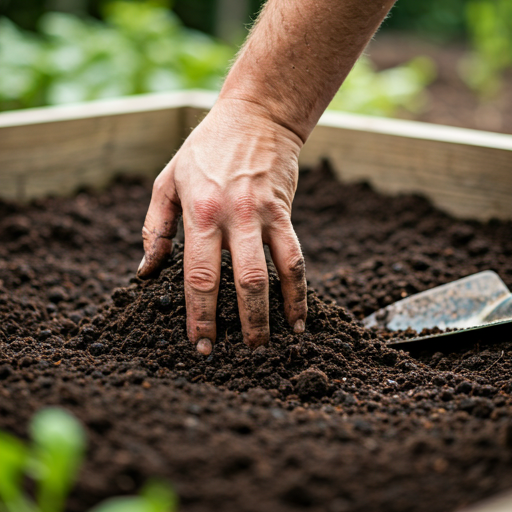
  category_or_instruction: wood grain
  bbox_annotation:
[0,91,214,202]
[301,111,512,221]
[1,90,512,221]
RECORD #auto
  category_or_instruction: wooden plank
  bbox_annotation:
[0,90,202,127]
[301,111,512,221]
[143,96,512,221]
[0,91,215,202]
[1,90,512,222]
[458,491,512,512]
[0,109,184,201]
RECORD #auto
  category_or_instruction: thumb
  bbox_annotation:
[137,175,181,279]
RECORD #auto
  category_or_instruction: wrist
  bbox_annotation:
[219,79,310,145]
[212,95,305,152]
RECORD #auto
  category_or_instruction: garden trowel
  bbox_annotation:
[363,271,512,347]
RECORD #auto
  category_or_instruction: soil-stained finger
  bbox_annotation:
[184,228,222,349]
[230,230,270,348]
[268,223,307,332]
[138,174,181,279]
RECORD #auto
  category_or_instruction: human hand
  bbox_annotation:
[137,98,307,354]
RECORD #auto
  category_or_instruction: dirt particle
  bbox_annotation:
[455,381,473,395]
[293,368,329,400]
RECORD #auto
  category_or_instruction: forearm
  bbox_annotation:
[220,0,396,143]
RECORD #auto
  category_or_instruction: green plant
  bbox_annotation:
[0,0,234,111]
[0,408,177,512]
[459,0,512,97]
[328,55,436,117]
[1,0,436,117]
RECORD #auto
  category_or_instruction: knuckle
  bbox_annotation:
[152,175,178,217]
[141,223,151,240]
[239,268,267,293]
[264,199,289,223]
[192,198,222,230]
[141,217,175,242]
[152,173,166,195]
[186,266,218,294]
[233,195,258,224]
[286,254,306,281]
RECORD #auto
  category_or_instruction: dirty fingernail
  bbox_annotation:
[196,338,212,356]
[293,319,305,334]
[137,255,146,274]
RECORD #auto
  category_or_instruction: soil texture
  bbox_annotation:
[1,164,512,512]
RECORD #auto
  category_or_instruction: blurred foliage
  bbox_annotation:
[0,407,177,512]
[458,0,512,98]
[329,56,436,116]
[1,0,473,41]
[0,1,234,110]
[382,0,470,42]
[0,0,437,117]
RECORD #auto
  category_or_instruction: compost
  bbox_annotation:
[1,162,512,512]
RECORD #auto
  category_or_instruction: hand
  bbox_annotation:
[137,98,307,355]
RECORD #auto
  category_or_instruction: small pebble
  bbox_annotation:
[159,295,171,307]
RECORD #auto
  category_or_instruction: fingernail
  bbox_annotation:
[196,338,212,356]
[293,319,305,334]
[137,255,146,274]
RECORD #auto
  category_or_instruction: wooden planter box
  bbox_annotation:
[1,90,512,221]
[1,91,512,512]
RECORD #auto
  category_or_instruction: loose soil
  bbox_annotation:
[2,162,512,512]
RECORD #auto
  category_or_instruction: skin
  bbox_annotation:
[138,0,397,355]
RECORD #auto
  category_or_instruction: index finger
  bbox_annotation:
[138,173,181,279]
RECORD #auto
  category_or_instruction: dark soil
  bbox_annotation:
[2,162,512,512]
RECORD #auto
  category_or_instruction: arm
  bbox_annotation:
[138,0,396,355]
[223,0,396,143]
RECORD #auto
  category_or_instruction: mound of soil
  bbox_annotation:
[295,161,512,321]
[66,245,381,399]
[1,163,512,512]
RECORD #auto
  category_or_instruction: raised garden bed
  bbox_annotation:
[1,93,512,512]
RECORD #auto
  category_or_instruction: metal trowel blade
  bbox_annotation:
[363,271,512,346]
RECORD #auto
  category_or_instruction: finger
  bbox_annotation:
[138,173,181,279]
[268,222,307,333]
[184,226,222,354]
[230,230,270,348]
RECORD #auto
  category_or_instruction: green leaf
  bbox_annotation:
[88,496,155,512]
[89,480,178,512]
[0,431,35,512]
[140,480,178,512]
[328,55,436,117]
[29,407,86,512]
[462,0,512,97]
[1,3,236,111]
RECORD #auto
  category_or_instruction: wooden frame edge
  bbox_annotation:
[458,491,512,512]
[1,90,511,220]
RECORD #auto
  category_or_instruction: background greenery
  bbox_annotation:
[1,0,511,113]
[0,0,476,40]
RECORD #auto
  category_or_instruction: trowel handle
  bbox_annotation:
[483,295,512,324]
